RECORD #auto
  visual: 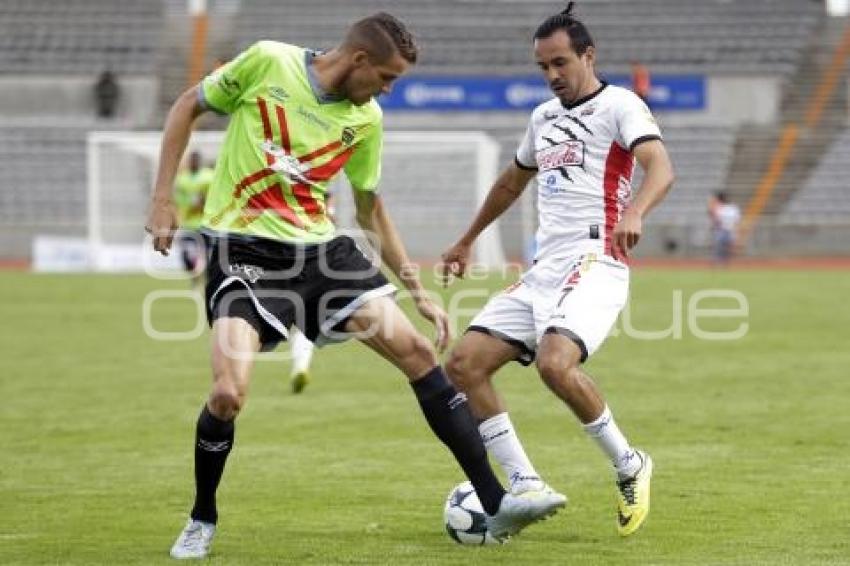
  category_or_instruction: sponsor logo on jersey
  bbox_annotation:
[543,110,560,121]
[581,104,596,116]
[536,141,585,171]
[296,106,331,131]
[269,86,289,103]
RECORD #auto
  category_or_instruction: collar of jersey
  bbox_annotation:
[561,80,607,110]
[304,49,345,104]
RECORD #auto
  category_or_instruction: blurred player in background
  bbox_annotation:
[287,190,335,394]
[147,12,564,559]
[174,150,214,287]
[441,2,674,537]
[708,191,741,264]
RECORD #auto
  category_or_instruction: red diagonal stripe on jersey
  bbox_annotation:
[257,97,274,165]
[298,140,343,163]
[285,148,355,221]
[291,183,322,217]
[242,183,304,229]
[602,141,634,258]
[274,104,291,154]
[303,147,355,183]
[234,167,274,198]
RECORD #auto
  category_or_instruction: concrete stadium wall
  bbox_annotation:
[660,75,782,127]
[0,76,158,126]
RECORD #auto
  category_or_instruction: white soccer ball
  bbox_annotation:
[443,481,500,545]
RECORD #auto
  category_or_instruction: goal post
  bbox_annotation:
[86,130,506,271]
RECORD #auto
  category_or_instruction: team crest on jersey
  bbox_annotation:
[536,141,585,171]
[341,126,356,146]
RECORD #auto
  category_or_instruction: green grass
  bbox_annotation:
[2,269,849,565]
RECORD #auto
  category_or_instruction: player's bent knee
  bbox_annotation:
[208,384,243,420]
[536,354,579,389]
[445,349,484,390]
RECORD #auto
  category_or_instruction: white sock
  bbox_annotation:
[289,327,314,376]
[582,405,640,479]
[478,413,543,493]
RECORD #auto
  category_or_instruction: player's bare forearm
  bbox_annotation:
[629,139,675,218]
[146,86,207,254]
[152,87,207,204]
[458,164,535,245]
[354,192,424,295]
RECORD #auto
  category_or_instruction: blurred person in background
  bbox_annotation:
[174,150,214,287]
[93,69,120,118]
[287,189,335,394]
[630,60,651,109]
[708,191,741,264]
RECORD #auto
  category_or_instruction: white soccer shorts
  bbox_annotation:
[468,253,629,364]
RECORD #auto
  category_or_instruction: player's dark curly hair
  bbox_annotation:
[345,12,418,64]
[533,2,595,56]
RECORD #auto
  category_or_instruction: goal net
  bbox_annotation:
[86,130,506,272]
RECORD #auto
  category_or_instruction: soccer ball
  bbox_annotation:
[443,481,500,545]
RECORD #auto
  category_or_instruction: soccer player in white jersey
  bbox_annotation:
[441,2,674,537]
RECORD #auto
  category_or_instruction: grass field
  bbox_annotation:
[2,268,849,565]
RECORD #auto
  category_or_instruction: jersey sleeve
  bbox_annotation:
[344,120,383,193]
[199,42,267,115]
[616,91,662,151]
[515,118,538,170]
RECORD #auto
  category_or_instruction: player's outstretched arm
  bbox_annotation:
[145,86,208,255]
[440,163,535,284]
[611,139,674,260]
[353,191,452,352]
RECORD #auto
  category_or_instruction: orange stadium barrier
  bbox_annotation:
[739,21,850,244]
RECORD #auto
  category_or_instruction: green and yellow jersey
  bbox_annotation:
[174,166,214,230]
[198,41,383,243]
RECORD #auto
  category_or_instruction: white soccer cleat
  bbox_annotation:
[170,518,216,559]
[486,487,567,540]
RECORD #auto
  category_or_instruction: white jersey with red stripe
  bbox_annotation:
[516,82,661,262]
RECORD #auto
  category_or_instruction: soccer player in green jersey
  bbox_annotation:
[146,13,565,559]
[173,150,214,286]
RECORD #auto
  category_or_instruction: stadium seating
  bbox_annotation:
[233,0,821,75]
[0,127,88,228]
[779,128,850,224]
[0,0,162,74]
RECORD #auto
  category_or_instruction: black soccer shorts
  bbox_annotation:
[204,232,394,349]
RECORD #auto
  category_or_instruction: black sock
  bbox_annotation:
[190,405,234,524]
[411,366,506,515]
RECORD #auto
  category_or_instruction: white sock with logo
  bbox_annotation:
[289,327,314,376]
[478,412,544,493]
[582,405,641,479]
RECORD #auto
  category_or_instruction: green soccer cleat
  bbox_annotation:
[290,370,311,394]
[616,450,653,536]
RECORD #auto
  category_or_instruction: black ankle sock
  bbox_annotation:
[411,366,506,515]
[190,405,234,524]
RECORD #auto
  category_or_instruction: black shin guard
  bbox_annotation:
[411,366,505,515]
[190,405,234,524]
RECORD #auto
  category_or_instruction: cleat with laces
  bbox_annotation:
[616,450,653,536]
[170,518,216,559]
[486,487,567,541]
